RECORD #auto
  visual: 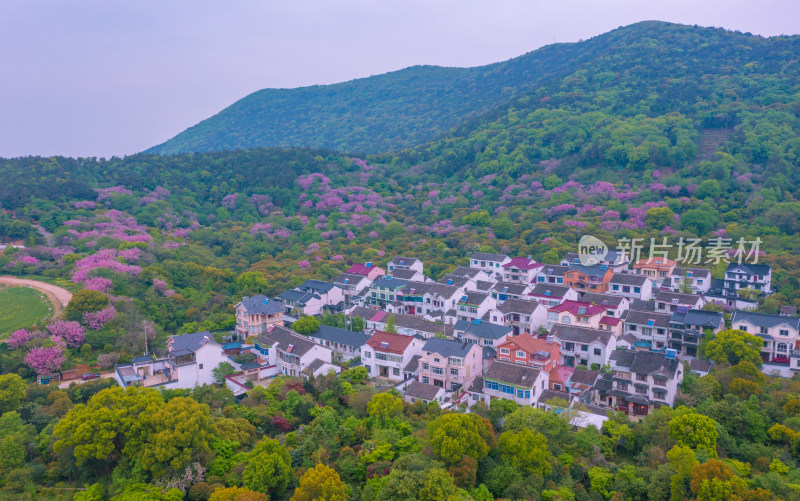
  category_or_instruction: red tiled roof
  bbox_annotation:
[548,300,604,316]
[502,257,543,270]
[600,316,621,326]
[347,263,379,275]
[498,333,560,357]
[366,330,414,354]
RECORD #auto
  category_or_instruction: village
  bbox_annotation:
[111,250,796,425]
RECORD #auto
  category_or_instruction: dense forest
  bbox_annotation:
[2,20,800,500]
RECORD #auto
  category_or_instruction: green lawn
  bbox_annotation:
[0,286,53,337]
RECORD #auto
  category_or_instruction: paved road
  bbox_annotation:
[0,276,73,318]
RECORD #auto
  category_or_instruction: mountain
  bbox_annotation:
[145,21,678,155]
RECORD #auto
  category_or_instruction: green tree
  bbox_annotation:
[497,428,552,476]
[209,487,268,501]
[367,392,403,423]
[696,180,722,199]
[0,373,26,414]
[65,290,110,322]
[213,362,236,384]
[704,329,763,367]
[74,484,104,501]
[241,438,293,495]
[668,407,719,457]
[291,463,348,501]
[235,271,268,294]
[428,413,492,465]
[292,316,320,335]
[588,466,614,499]
[386,314,397,333]
[646,206,674,229]
[491,217,515,239]
[667,445,698,501]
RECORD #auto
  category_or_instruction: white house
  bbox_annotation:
[724,263,772,296]
[470,252,511,277]
[332,273,372,303]
[502,257,544,284]
[528,284,579,307]
[277,280,345,316]
[456,292,497,323]
[362,330,425,382]
[479,361,549,406]
[668,267,711,294]
[305,325,371,363]
[498,298,549,335]
[653,290,704,313]
[549,325,616,368]
[388,256,424,275]
[453,318,513,348]
[608,274,653,301]
[731,310,800,363]
[257,326,333,378]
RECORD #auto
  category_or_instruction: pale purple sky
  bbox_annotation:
[1,1,797,158]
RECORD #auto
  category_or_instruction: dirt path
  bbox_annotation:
[0,276,72,318]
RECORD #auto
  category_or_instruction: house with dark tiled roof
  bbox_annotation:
[536,264,569,285]
[580,293,630,319]
[668,308,724,357]
[528,284,579,307]
[418,338,482,391]
[277,280,344,316]
[621,309,673,351]
[399,281,464,322]
[654,290,704,313]
[489,281,533,303]
[498,298,549,335]
[403,381,445,405]
[595,349,683,416]
[388,268,425,282]
[388,256,424,275]
[258,326,333,379]
[362,331,424,381]
[305,325,371,362]
[549,324,615,368]
[367,276,409,308]
[235,295,285,338]
[561,250,629,272]
[608,273,653,301]
[668,267,711,294]
[732,310,800,364]
[481,361,548,406]
[349,306,453,339]
[470,252,511,276]
[502,256,544,284]
[454,318,513,348]
[723,262,771,296]
[456,291,497,322]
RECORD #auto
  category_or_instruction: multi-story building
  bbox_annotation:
[479,361,549,406]
[332,273,372,303]
[362,330,424,381]
[258,326,334,378]
[536,264,569,285]
[277,280,345,316]
[547,300,607,329]
[608,274,653,301]
[498,298,549,335]
[456,292,497,322]
[564,264,614,293]
[234,295,284,338]
[561,250,630,272]
[594,349,683,416]
[453,318,513,349]
[418,338,482,391]
[621,309,673,351]
[633,257,677,287]
[496,333,560,371]
[399,281,463,320]
[667,267,711,294]
[367,276,409,308]
[580,292,630,319]
[668,308,725,357]
[305,325,371,363]
[549,324,615,368]
[346,261,385,281]
[723,263,772,296]
[470,252,511,277]
[349,306,454,339]
[653,290,704,313]
[387,256,424,275]
[731,310,800,363]
[502,257,543,284]
[490,281,533,304]
[528,284,579,307]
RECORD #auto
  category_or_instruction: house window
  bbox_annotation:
[364,351,371,358]
[450,368,459,376]
[486,381,499,390]
[393,367,400,376]
[500,348,510,355]
[365,365,371,374]
[636,374,647,382]
[653,377,667,387]
[432,367,444,375]
[594,348,601,356]
[653,389,667,400]
[422,363,429,370]
[516,350,525,358]
[616,382,628,391]
[422,376,429,384]
[199,364,203,370]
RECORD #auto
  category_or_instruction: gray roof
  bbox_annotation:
[731,311,800,330]
[469,376,484,393]
[670,309,724,329]
[540,265,568,277]
[654,290,702,305]
[438,274,471,288]
[451,266,484,278]
[459,291,490,305]
[169,332,214,356]
[258,326,320,357]
[539,389,569,405]
[454,319,512,340]
[530,284,571,298]
[549,325,613,345]
[623,309,672,328]
[570,368,600,386]
[498,298,541,315]
[311,325,371,348]
[371,276,409,290]
[405,381,443,400]
[484,361,541,388]
[491,282,529,295]
[672,267,711,278]
[349,307,453,336]
[333,273,367,285]
[422,338,475,358]
[238,294,284,315]
[630,299,657,312]
[298,279,338,294]
[726,263,771,275]
[277,289,320,304]
[474,280,494,292]
[471,252,509,261]
[404,354,421,373]
[609,273,648,286]
[580,293,626,308]
[689,359,712,373]
[402,281,461,298]
[610,349,681,378]
[389,256,421,267]
[388,268,419,280]
[567,264,609,278]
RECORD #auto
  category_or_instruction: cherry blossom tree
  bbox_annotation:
[47,321,86,348]
[25,346,66,375]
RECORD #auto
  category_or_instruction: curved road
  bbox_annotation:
[0,276,73,318]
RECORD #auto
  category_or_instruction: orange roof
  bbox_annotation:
[366,330,414,354]
[498,332,560,356]
[633,257,676,267]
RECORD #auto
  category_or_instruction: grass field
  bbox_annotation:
[0,285,53,337]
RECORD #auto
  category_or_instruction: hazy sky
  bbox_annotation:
[1,1,798,158]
